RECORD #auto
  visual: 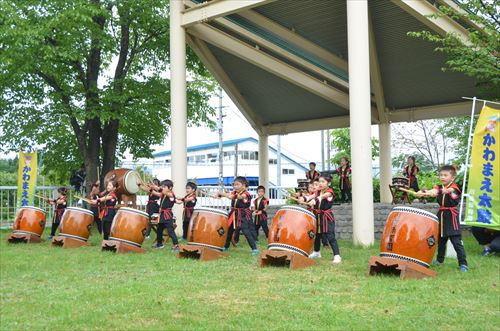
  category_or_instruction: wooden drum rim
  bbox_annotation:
[268,243,309,257]
[279,205,316,220]
[186,242,224,251]
[380,252,430,268]
[109,236,142,248]
[19,206,46,214]
[13,230,41,237]
[64,207,94,217]
[58,233,88,242]
[123,170,140,195]
[390,206,439,223]
[193,207,229,218]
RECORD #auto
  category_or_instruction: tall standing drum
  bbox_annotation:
[379,206,439,268]
[109,207,149,248]
[267,205,317,257]
[8,207,46,243]
[53,207,95,247]
[187,207,229,251]
[104,169,141,196]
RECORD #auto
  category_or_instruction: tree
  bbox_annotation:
[328,128,379,166]
[392,120,456,169]
[0,0,216,191]
[408,0,500,100]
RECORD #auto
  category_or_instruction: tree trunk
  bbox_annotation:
[101,119,119,179]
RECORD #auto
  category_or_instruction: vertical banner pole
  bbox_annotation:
[459,97,477,223]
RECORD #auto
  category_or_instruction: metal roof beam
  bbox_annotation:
[186,34,265,135]
[369,10,388,123]
[388,101,474,122]
[391,0,471,45]
[265,116,351,135]
[187,23,350,109]
[181,0,275,28]
[184,0,349,89]
[237,9,349,72]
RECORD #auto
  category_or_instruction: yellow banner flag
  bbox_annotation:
[464,105,500,230]
[16,152,38,208]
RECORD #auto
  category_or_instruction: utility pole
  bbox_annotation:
[217,87,224,187]
[276,135,281,186]
[321,130,325,171]
[326,129,331,170]
[234,144,239,178]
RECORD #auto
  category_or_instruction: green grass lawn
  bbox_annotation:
[1,229,499,330]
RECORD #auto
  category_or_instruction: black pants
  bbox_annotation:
[436,235,467,266]
[340,188,351,203]
[313,221,340,256]
[255,219,269,240]
[50,221,60,236]
[157,220,178,246]
[182,217,190,240]
[103,221,112,240]
[224,220,257,250]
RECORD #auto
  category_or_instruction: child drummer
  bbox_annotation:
[306,175,341,264]
[414,165,468,272]
[91,179,118,240]
[47,187,68,239]
[89,181,102,235]
[143,180,180,251]
[176,182,197,241]
[252,185,269,241]
[212,176,259,255]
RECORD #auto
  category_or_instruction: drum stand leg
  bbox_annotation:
[52,236,89,248]
[178,244,228,261]
[101,240,145,254]
[260,250,315,270]
[368,256,437,279]
[7,233,41,244]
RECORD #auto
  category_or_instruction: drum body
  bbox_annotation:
[104,168,141,196]
[110,207,149,247]
[379,207,439,268]
[58,207,95,242]
[13,207,46,238]
[187,207,229,251]
[267,205,316,257]
[392,177,409,187]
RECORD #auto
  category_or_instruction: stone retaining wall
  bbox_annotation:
[266,203,441,240]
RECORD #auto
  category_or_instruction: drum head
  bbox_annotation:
[65,207,94,216]
[391,206,439,222]
[20,206,46,214]
[117,207,149,218]
[279,205,316,219]
[123,171,141,194]
[193,207,229,217]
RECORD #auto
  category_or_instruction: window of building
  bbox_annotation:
[282,168,295,175]
[269,159,277,165]
[195,155,206,163]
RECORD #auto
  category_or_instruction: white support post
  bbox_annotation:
[170,0,187,231]
[379,123,393,203]
[258,135,269,192]
[347,0,374,246]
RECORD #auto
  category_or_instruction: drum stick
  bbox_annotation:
[74,195,93,204]
[34,194,51,201]
[398,187,418,196]
[97,166,100,181]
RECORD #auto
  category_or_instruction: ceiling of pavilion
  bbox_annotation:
[185,0,478,132]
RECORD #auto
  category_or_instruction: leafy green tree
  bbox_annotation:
[408,0,500,100]
[328,128,379,167]
[0,0,215,190]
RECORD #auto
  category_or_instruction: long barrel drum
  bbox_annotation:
[52,207,95,248]
[7,206,47,243]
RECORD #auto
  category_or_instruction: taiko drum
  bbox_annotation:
[267,205,317,257]
[104,168,141,196]
[109,207,149,248]
[58,207,95,243]
[13,206,46,238]
[187,207,229,251]
[379,206,439,268]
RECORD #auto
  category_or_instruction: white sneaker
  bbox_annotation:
[309,251,321,259]
[332,255,342,264]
